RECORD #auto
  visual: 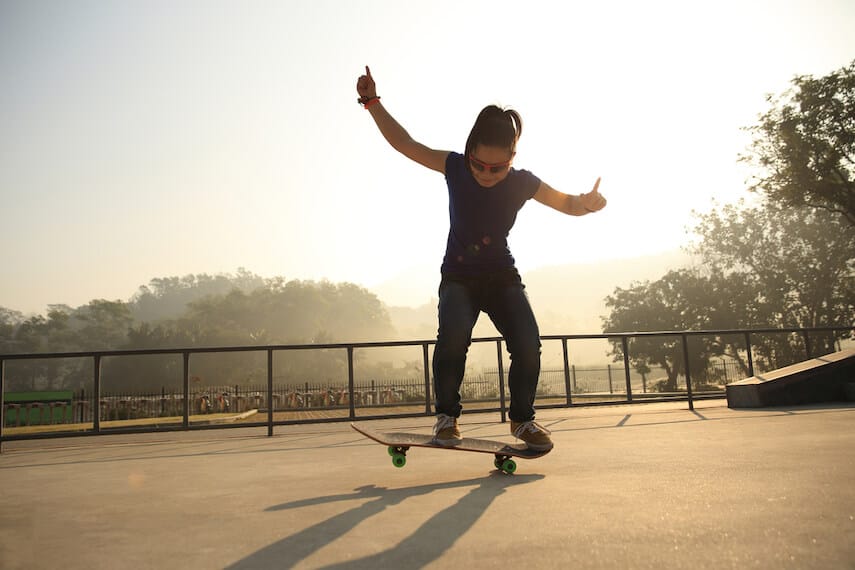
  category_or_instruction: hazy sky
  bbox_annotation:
[2,0,854,314]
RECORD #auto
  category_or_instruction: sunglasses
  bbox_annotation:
[468,155,511,174]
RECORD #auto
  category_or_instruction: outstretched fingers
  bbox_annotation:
[357,65,376,98]
[584,177,606,212]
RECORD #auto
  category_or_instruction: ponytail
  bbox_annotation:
[504,108,523,140]
[464,105,523,159]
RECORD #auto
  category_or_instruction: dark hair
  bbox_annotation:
[464,105,523,159]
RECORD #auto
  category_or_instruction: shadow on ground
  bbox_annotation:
[227,472,544,569]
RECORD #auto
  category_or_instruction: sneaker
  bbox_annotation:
[511,420,554,451]
[432,414,462,446]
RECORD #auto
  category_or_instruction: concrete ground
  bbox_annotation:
[1,400,853,569]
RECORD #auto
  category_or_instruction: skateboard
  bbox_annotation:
[351,422,551,474]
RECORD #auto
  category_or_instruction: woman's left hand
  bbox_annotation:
[579,177,606,213]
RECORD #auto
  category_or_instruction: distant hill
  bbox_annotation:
[380,250,694,342]
[522,250,694,334]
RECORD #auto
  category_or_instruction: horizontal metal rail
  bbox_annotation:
[1,326,849,361]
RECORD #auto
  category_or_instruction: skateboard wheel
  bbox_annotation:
[500,459,517,474]
[391,453,407,468]
[387,446,396,457]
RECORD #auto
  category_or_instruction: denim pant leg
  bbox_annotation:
[432,278,480,418]
[485,281,542,422]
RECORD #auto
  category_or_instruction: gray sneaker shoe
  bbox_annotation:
[511,420,554,451]
[432,414,462,446]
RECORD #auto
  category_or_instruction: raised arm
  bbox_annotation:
[533,177,607,216]
[357,66,449,174]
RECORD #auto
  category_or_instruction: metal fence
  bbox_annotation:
[1,326,852,449]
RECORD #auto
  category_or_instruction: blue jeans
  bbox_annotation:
[432,270,542,422]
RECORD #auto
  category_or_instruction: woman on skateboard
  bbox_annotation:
[356,66,606,450]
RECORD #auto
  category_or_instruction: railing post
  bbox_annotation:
[496,340,507,423]
[268,349,274,436]
[422,343,432,415]
[1,358,5,454]
[802,330,812,360]
[682,334,694,411]
[561,338,572,406]
[744,332,755,377]
[94,354,102,432]
[346,347,356,421]
[182,352,190,429]
[622,336,633,402]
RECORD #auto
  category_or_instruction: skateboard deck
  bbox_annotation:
[351,422,551,474]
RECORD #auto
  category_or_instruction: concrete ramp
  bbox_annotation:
[726,347,855,408]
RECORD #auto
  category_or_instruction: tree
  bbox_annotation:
[691,200,854,327]
[75,300,134,350]
[742,60,855,225]
[2,273,399,392]
[129,268,267,323]
[603,198,854,384]
[602,268,732,391]
[0,306,25,353]
[690,198,854,369]
[112,279,396,390]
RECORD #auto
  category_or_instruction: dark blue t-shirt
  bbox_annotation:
[441,152,541,275]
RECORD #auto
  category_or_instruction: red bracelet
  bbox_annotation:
[363,96,381,109]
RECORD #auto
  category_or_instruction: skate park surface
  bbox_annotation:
[1,399,853,569]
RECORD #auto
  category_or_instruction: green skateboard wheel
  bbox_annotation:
[500,458,517,474]
[391,453,407,468]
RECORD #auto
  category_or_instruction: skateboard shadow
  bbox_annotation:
[226,472,544,570]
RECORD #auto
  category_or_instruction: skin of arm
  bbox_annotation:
[365,102,449,173]
[533,178,607,216]
[357,66,448,173]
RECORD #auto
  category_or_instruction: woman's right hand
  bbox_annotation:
[356,65,377,99]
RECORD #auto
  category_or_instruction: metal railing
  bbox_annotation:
[1,326,852,450]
